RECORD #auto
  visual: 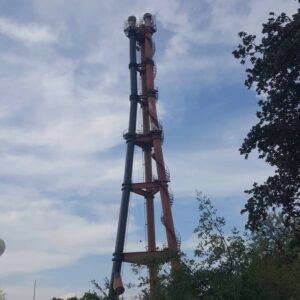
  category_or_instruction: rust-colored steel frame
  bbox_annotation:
[141,19,178,253]
[109,13,179,300]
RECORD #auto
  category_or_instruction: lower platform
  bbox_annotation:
[123,249,177,266]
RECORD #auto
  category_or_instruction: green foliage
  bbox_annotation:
[51,280,111,300]
[132,192,300,299]
[196,195,300,300]
[80,291,102,300]
[53,193,300,299]
[194,192,246,271]
[232,6,300,230]
[0,290,5,300]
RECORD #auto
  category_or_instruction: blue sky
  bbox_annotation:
[0,0,298,299]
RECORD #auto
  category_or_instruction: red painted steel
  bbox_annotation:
[142,20,178,252]
[140,41,156,253]
[135,15,179,299]
[139,35,158,298]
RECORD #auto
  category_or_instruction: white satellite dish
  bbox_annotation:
[0,239,5,256]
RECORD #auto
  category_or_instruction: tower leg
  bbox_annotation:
[142,22,178,252]
[149,265,158,300]
[109,18,138,298]
[140,38,158,298]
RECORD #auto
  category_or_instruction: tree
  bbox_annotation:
[132,192,300,299]
[62,193,300,299]
[51,280,111,300]
[0,290,5,300]
[233,4,300,230]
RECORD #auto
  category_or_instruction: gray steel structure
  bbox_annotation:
[109,14,179,299]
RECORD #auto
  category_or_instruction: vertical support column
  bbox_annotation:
[143,13,178,252]
[109,16,138,298]
[140,40,156,252]
[140,37,157,300]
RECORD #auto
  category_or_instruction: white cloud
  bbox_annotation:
[0,45,130,188]
[155,0,298,81]
[168,147,273,199]
[0,18,59,44]
[0,34,131,282]
[0,185,119,276]
[181,234,198,251]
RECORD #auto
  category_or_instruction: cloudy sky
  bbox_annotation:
[0,0,298,299]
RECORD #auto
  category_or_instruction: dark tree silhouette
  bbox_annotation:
[233,4,300,231]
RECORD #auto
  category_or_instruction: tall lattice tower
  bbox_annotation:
[109,13,180,299]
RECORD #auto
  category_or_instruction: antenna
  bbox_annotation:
[33,280,36,300]
[0,239,5,256]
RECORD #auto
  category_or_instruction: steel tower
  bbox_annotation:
[109,14,180,299]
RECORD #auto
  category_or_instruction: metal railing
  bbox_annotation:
[153,63,157,78]
[160,214,181,250]
[168,188,174,206]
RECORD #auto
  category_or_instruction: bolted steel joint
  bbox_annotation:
[129,94,139,102]
[123,132,135,143]
[121,183,131,191]
[128,62,138,69]
[112,252,124,262]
